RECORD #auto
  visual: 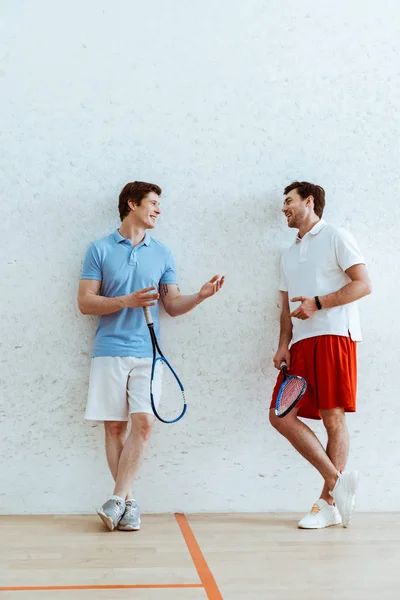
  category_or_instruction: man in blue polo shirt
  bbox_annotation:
[78,181,224,532]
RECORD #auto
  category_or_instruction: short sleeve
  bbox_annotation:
[80,243,102,280]
[278,255,288,292]
[334,228,364,272]
[160,251,178,285]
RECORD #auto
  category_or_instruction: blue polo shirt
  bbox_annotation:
[81,229,177,357]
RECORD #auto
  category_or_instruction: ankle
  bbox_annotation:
[113,490,126,500]
[327,471,340,493]
[320,494,334,505]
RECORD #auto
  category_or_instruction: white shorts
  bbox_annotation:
[84,356,163,421]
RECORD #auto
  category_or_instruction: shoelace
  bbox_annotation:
[124,501,138,518]
[109,500,125,519]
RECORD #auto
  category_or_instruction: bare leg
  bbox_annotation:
[319,408,349,504]
[269,408,338,491]
[104,421,128,481]
[113,413,154,499]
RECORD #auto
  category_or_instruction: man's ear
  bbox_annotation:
[306,195,314,208]
[127,200,136,212]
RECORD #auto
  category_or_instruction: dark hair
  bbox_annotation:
[118,181,162,221]
[284,181,325,218]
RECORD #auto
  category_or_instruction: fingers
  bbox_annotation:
[273,356,291,370]
[137,291,159,300]
[210,275,225,291]
[290,312,309,320]
[289,297,304,319]
[209,274,220,283]
[201,275,225,298]
[129,288,159,309]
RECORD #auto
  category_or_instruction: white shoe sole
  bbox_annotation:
[96,508,116,531]
[334,471,359,528]
[298,518,342,529]
[117,524,141,531]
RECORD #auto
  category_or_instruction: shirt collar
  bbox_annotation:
[112,229,151,246]
[295,219,327,243]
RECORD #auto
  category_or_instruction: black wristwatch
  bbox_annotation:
[314,296,322,310]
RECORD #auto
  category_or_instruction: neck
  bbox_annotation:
[297,215,320,239]
[118,220,147,247]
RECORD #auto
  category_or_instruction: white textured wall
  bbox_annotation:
[1,0,399,514]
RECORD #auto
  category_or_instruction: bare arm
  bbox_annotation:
[290,263,372,320]
[273,291,292,369]
[159,275,224,318]
[78,280,159,316]
[319,264,371,309]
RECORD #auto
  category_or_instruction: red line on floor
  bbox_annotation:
[175,513,223,600]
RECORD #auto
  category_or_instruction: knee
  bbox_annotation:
[269,409,286,433]
[322,410,345,434]
[105,421,127,438]
[132,415,154,441]
[269,408,297,436]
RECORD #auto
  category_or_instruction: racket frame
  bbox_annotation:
[144,307,187,424]
[275,362,307,418]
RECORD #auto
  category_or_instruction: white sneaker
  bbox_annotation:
[298,499,342,529]
[329,470,359,528]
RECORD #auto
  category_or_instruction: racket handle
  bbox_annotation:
[280,361,287,370]
[143,306,154,325]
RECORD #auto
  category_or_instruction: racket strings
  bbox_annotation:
[154,358,186,422]
[277,376,305,413]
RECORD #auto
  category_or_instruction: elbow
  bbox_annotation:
[364,279,372,296]
[78,298,89,315]
[162,301,178,318]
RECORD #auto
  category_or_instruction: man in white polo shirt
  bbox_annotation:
[270,181,371,529]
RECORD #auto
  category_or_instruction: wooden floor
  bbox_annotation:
[0,513,399,599]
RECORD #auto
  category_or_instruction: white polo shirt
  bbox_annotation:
[279,220,365,344]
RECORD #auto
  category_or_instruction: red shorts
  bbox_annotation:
[270,335,357,420]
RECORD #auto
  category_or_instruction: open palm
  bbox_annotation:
[199,274,225,300]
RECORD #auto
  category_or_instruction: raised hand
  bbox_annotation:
[198,275,225,301]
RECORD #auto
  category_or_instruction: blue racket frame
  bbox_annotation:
[150,354,187,424]
[144,307,187,424]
